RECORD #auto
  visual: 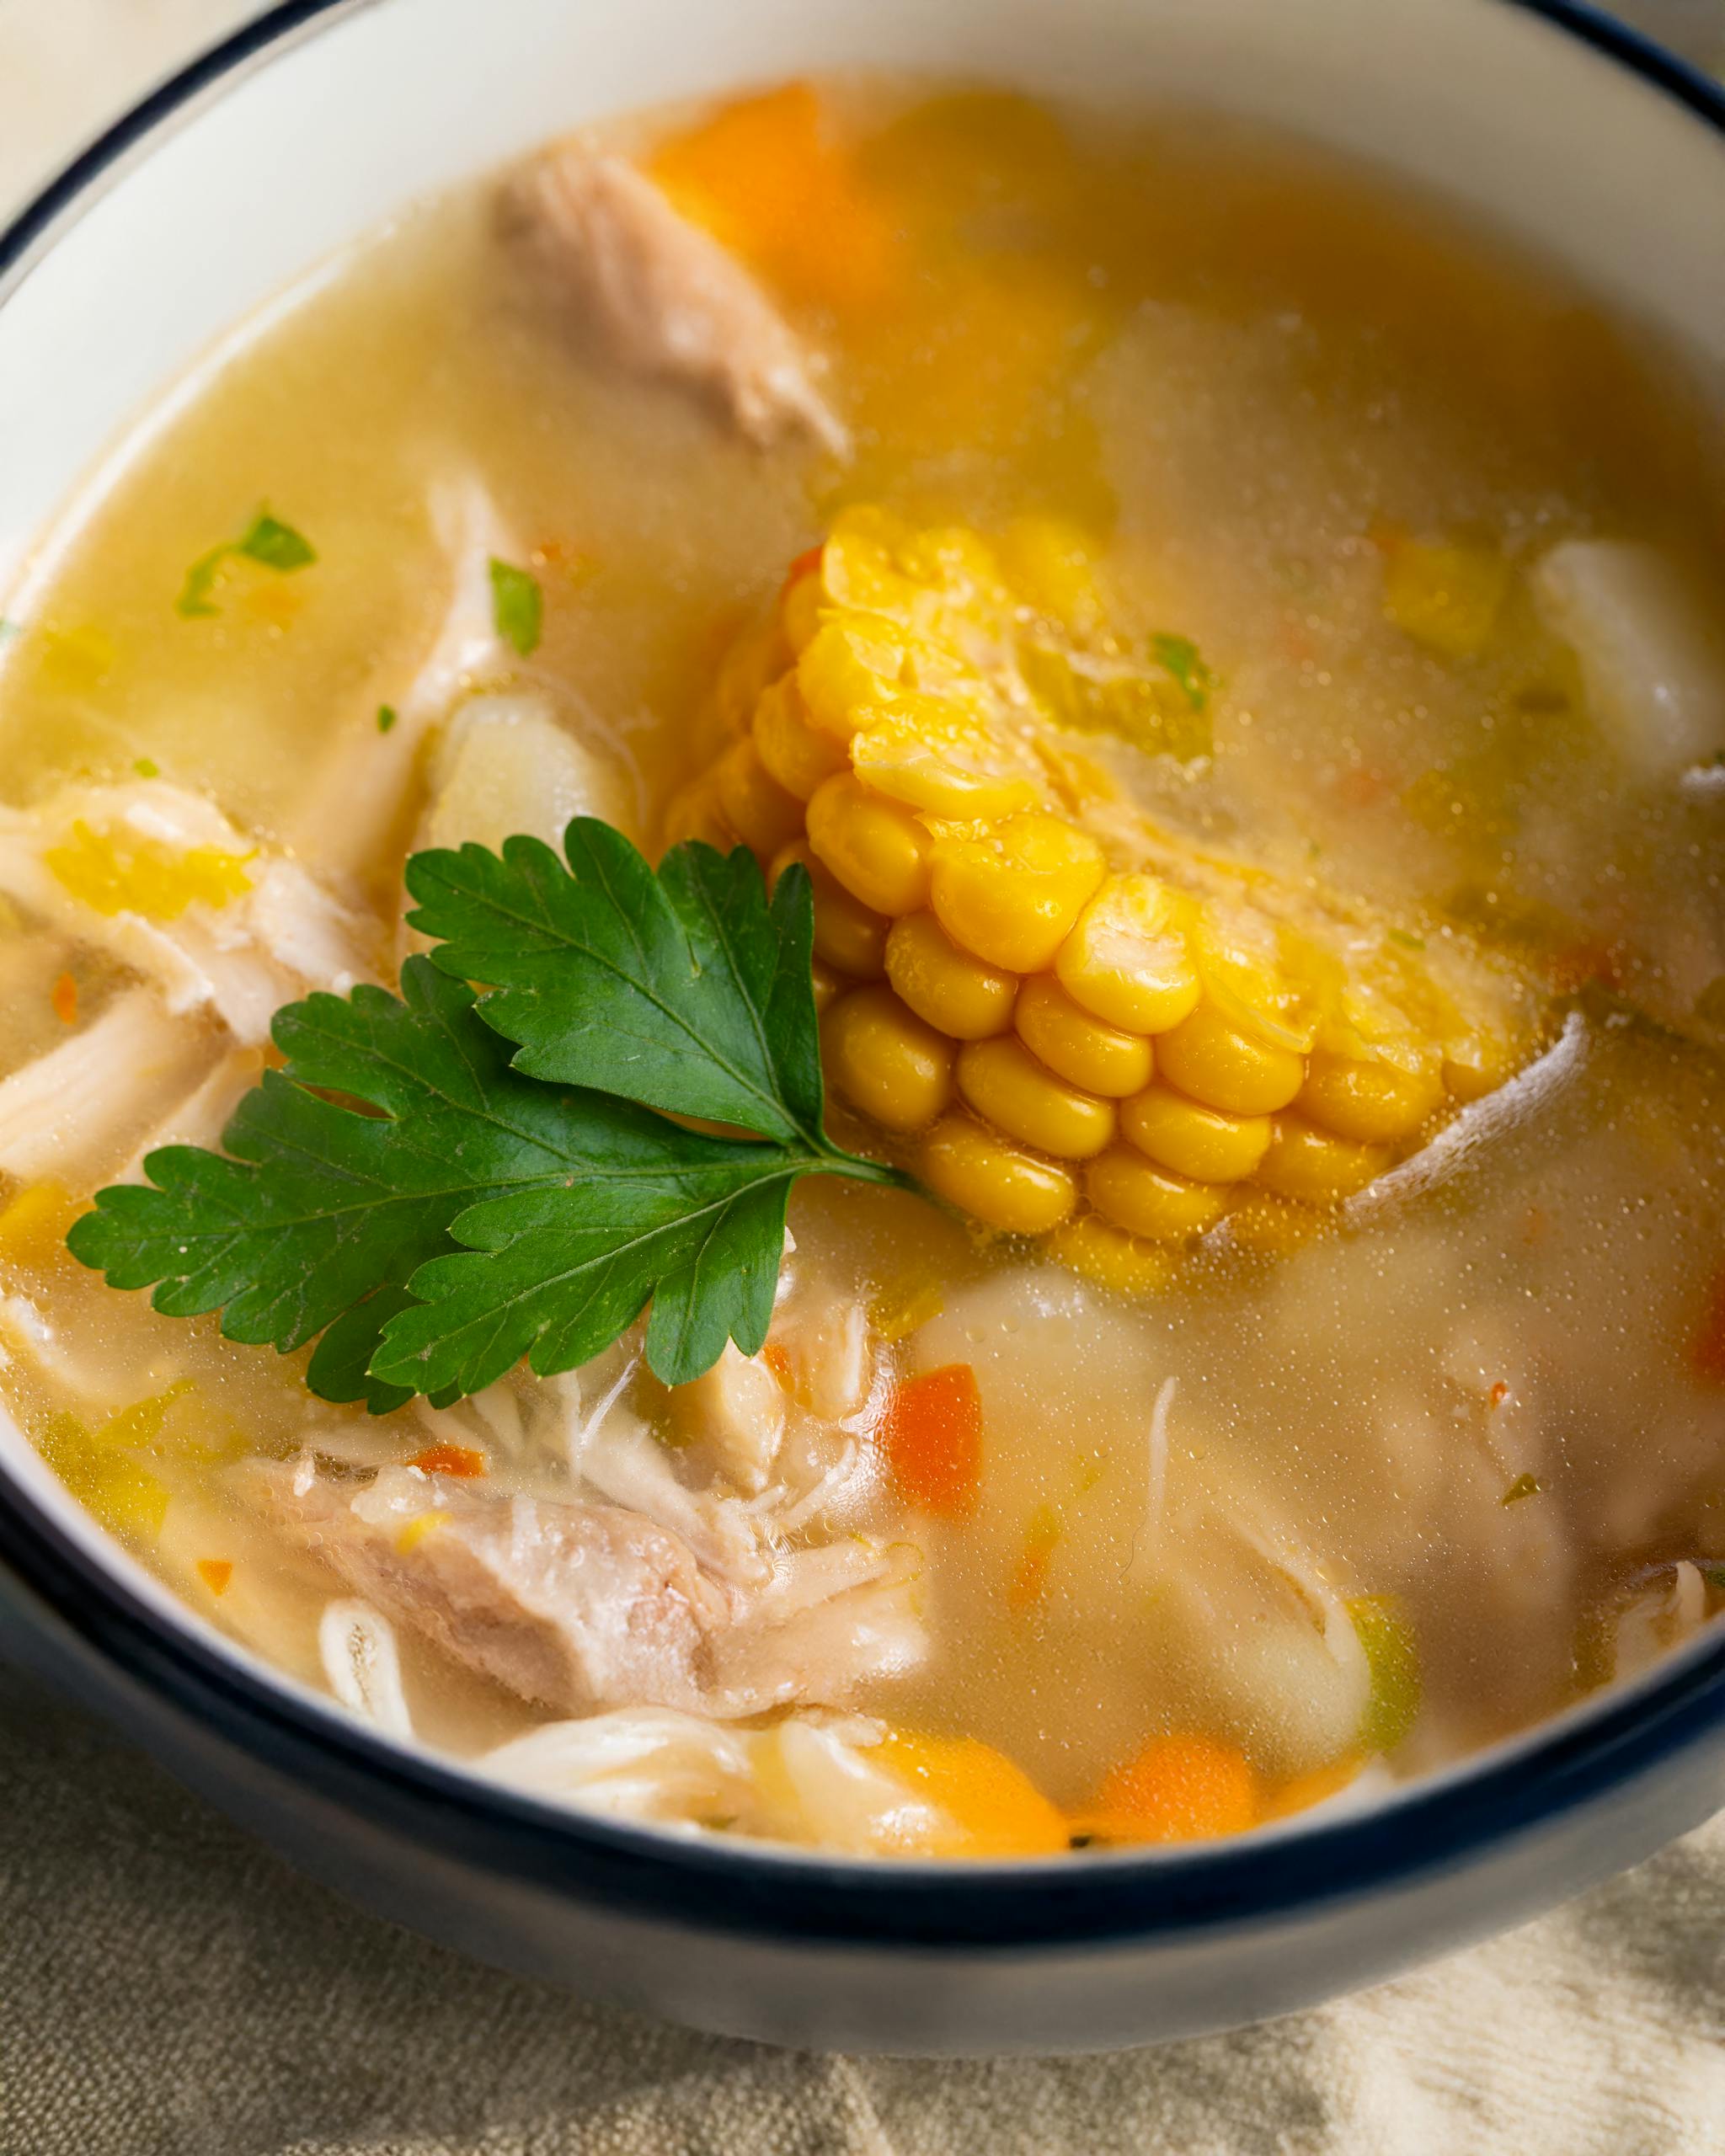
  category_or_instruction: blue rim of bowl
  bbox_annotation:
[0,0,1722,1956]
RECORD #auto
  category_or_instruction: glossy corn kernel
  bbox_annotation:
[714,737,806,857]
[1086,1145,1228,1242]
[797,616,911,741]
[1192,908,1318,1057]
[1055,873,1200,1035]
[711,616,791,735]
[806,771,933,917]
[809,959,843,1015]
[780,565,825,654]
[821,985,955,1133]
[1298,1050,1445,1144]
[1442,1034,1519,1102]
[1120,1083,1271,1183]
[930,814,1106,974]
[661,778,738,853]
[921,1113,1077,1235]
[850,691,1044,819]
[1013,975,1153,1098]
[772,841,888,979]
[1156,997,1306,1117]
[957,1036,1116,1160]
[885,911,1017,1040]
[751,675,850,800]
[1254,1115,1391,1203]
[1049,1214,1178,1296]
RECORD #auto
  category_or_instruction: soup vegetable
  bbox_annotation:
[2,81,1723,1859]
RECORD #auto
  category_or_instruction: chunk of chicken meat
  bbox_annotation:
[500,146,848,456]
[251,1460,923,1718]
[667,1342,785,1496]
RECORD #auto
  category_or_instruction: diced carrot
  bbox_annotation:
[1008,1500,1062,1612]
[649,83,897,315]
[761,1342,793,1385]
[1076,1733,1258,1845]
[195,1558,233,1597]
[780,544,825,598]
[1692,1265,1725,1384]
[50,971,77,1026]
[1488,1380,1509,1409]
[409,1443,487,1479]
[877,1363,982,1518]
[876,1730,1068,1858]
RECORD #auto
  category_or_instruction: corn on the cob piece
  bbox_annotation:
[668,505,1553,1279]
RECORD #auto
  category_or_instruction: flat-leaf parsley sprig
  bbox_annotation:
[67,821,915,1406]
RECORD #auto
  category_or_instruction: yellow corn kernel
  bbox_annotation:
[1443,1034,1520,1102]
[1156,998,1306,1117]
[1055,873,1200,1036]
[1049,1214,1178,1296]
[712,616,791,734]
[921,1113,1077,1235]
[395,1509,451,1556]
[1120,1084,1271,1183]
[810,959,843,1014]
[885,911,1018,1041]
[806,771,933,916]
[819,505,922,618]
[850,692,1043,819]
[1086,1145,1227,1242]
[821,985,955,1134]
[1013,974,1152,1098]
[873,1731,1070,1860]
[772,841,888,979]
[1224,1192,1332,1256]
[661,778,739,854]
[751,674,850,800]
[713,737,805,857]
[998,514,1105,634]
[797,615,911,741]
[957,1036,1116,1160]
[1299,1051,1445,1144]
[1254,1115,1391,1203]
[1193,907,1318,1056]
[780,565,825,654]
[930,814,1105,974]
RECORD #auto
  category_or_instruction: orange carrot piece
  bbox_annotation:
[409,1443,487,1479]
[876,1731,1068,1858]
[1694,1266,1725,1383]
[761,1342,793,1385]
[195,1558,233,1597]
[1077,1733,1258,1845]
[780,544,825,597]
[878,1362,982,1518]
[1008,1500,1062,1612]
[50,971,77,1026]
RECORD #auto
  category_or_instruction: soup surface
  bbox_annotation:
[2,79,1723,1858]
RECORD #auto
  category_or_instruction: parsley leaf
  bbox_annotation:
[376,703,398,734]
[406,820,826,1145]
[489,558,542,656]
[176,506,317,618]
[69,830,911,1403]
[1150,632,1215,714]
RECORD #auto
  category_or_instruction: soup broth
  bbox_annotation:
[2,80,1722,1855]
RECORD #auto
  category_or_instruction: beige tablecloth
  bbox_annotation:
[3,4,1724,2150]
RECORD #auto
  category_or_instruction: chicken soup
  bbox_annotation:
[2,80,1723,1857]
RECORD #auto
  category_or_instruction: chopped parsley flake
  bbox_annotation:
[489,558,542,658]
[177,507,318,618]
[377,704,398,734]
[1150,632,1216,714]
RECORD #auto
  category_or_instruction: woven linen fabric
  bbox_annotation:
[3,3,1725,2151]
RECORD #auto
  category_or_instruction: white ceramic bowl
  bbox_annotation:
[0,0,1722,2057]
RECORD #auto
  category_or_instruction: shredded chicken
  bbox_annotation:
[0,988,216,1182]
[249,1457,925,1719]
[666,1342,786,1496]
[500,146,848,456]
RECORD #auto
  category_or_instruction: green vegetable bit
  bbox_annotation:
[1501,1471,1542,1506]
[376,703,398,734]
[69,822,912,1406]
[1149,631,1215,715]
[133,757,160,779]
[489,558,543,657]
[177,507,318,618]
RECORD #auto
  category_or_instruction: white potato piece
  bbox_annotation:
[1532,540,1725,781]
[420,691,636,857]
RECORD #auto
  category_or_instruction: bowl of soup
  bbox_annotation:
[0,0,1722,2054]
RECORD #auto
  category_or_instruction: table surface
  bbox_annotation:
[1,4,1723,2152]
